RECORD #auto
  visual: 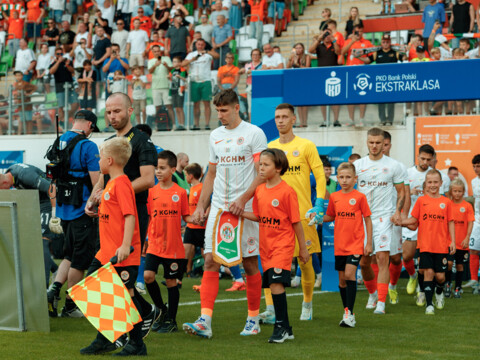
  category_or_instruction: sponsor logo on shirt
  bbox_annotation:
[215,139,224,144]
[359,180,388,187]
[259,217,280,226]
[337,211,356,218]
[422,213,445,221]
[287,165,301,173]
[219,155,246,163]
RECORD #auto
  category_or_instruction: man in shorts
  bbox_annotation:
[183,89,267,338]
[126,18,149,73]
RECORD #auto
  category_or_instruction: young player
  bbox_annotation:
[401,169,456,315]
[145,150,191,334]
[467,154,480,293]
[242,148,309,343]
[80,137,146,356]
[323,162,372,327]
[446,179,474,298]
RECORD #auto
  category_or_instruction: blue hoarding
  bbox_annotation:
[0,151,24,170]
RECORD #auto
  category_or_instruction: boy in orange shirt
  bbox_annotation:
[323,162,372,328]
[401,169,456,315]
[145,150,192,333]
[80,137,146,356]
[446,179,474,298]
[243,148,309,343]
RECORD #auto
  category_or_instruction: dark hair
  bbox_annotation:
[111,43,120,48]
[349,153,361,161]
[321,157,332,168]
[472,154,480,165]
[151,44,160,51]
[459,38,470,45]
[418,144,435,156]
[158,150,177,168]
[383,130,391,141]
[83,59,92,66]
[260,148,289,176]
[326,19,337,27]
[353,24,364,30]
[213,89,239,106]
[448,166,458,173]
[172,56,182,62]
[251,48,261,57]
[275,103,295,114]
[185,163,202,179]
[135,124,152,137]
[367,127,385,138]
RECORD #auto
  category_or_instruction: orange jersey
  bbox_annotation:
[253,181,301,271]
[326,189,371,256]
[411,195,453,253]
[146,41,165,59]
[451,200,474,250]
[147,183,189,259]
[344,38,374,65]
[217,64,239,85]
[97,175,141,267]
[187,182,205,229]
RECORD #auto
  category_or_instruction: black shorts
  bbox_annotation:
[447,249,469,264]
[184,227,205,248]
[62,213,96,270]
[262,268,291,289]
[171,93,184,108]
[335,255,362,271]
[87,258,138,290]
[40,200,52,239]
[419,252,448,273]
[145,254,186,280]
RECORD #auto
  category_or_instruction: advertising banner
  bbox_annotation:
[0,151,24,170]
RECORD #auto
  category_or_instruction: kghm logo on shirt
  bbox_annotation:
[259,217,280,225]
[220,155,246,163]
[337,211,355,218]
[359,180,388,187]
[423,213,445,221]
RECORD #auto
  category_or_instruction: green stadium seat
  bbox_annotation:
[310,58,318,67]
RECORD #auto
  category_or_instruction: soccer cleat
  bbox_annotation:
[314,273,322,288]
[425,305,435,315]
[453,289,462,298]
[300,302,312,321]
[182,316,213,339]
[61,306,84,318]
[287,326,294,340]
[463,279,478,288]
[268,324,289,343]
[193,285,201,293]
[141,305,162,339]
[240,318,261,336]
[113,340,147,356]
[388,288,399,305]
[366,292,378,309]
[156,319,178,333]
[290,277,301,288]
[80,338,117,355]
[47,289,60,318]
[225,281,246,292]
[406,274,418,295]
[444,282,452,298]
[473,284,479,295]
[135,282,146,295]
[151,307,168,332]
[258,310,276,325]
[434,293,445,310]
[339,308,356,328]
[373,301,386,315]
[416,292,426,307]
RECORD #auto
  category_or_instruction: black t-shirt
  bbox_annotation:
[46,28,59,47]
[79,70,98,98]
[154,8,170,31]
[94,17,113,35]
[93,37,112,62]
[105,127,158,204]
[345,19,363,38]
[50,60,74,92]
[315,42,338,67]
[59,30,76,45]
[7,164,51,202]
[368,49,401,64]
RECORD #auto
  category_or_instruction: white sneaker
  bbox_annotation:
[314,273,322,288]
[463,279,478,288]
[300,302,312,321]
[434,292,445,310]
[416,292,426,307]
[373,301,386,315]
[425,305,435,315]
[366,291,378,309]
[240,318,261,336]
[182,316,213,339]
[258,310,275,325]
[135,282,146,295]
[291,276,301,288]
[339,308,355,328]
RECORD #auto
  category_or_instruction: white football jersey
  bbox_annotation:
[439,170,450,196]
[209,121,267,210]
[391,160,408,207]
[354,155,404,220]
[406,165,431,216]
[472,177,480,220]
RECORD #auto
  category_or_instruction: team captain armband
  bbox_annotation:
[212,208,244,266]
[253,152,261,163]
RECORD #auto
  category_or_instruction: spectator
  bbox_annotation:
[266,0,285,36]
[191,30,213,51]
[92,25,112,95]
[130,66,149,124]
[82,13,95,39]
[117,0,134,29]
[93,8,113,37]
[212,14,233,68]
[49,47,79,124]
[25,0,46,48]
[345,6,363,39]
[248,0,265,47]
[148,45,175,125]
[92,0,115,32]
[74,22,92,49]
[287,43,310,127]
[411,45,430,61]
[15,38,36,83]
[1,9,23,57]
[341,24,373,126]
[228,0,242,30]
[153,0,170,31]
[145,31,165,59]
[319,8,331,31]
[182,38,219,130]
[59,21,76,54]
[286,0,299,22]
[49,0,65,26]
[133,0,154,17]
[44,18,60,56]
[450,0,474,49]
[210,1,229,25]
[166,14,191,60]
[198,0,212,18]
[170,0,190,20]
[126,19,149,72]
[108,69,128,94]
[217,52,240,92]
[408,34,427,61]
[130,6,153,36]
[169,56,187,130]
[102,43,129,77]
[238,48,262,120]
[430,47,442,60]
[422,0,445,39]
[111,19,129,57]
[73,38,93,77]
[36,43,53,94]
[261,43,284,69]
[403,0,419,12]
[78,59,97,111]
[196,14,214,45]
[12,70,37,134]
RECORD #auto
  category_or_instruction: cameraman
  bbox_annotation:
[46,110,101,318]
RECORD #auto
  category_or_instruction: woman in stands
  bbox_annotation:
[287,43,310,127]
[345,7,363,39]
[239,48,262,121]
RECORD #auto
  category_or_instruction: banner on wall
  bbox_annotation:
[0,151,24,170]
[415,116,480,196]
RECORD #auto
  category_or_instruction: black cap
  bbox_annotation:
[74,110,100,132]
[416,45,425,53]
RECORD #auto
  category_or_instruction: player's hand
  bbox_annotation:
[92,188,103,204]
[461,238,468,249]
[449,242,456,255]
[85,201,99,217]
[49,216,63,234]
[391,211,402,226]
[306,198,324,225]
[364,244,373,257]
[299,248,309,264]
[115,245,131,263]
[229,198,247,216]
[192,206,205,225]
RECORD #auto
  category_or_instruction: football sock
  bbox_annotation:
[371,263,379,282]
[339,286,347,308]
[272,292,289,328]
[136,256,146,284]
[377,282,388,303]
[130,296,144,344]
[246,272,262,317]
[264,288,274,308]
[312,253,322,274]
[167,285,180,321]
[403,259,416,277]
[424,281,434,306]
[455,270,464,290]
[134,288,154,317]
[470,253,479,281]
[51,281,62,297]
[346,280,357,313]
[418,272,425,292]
[146,281,167,313]
[299,257,315,303]
[200,271,219,318]
[389,262,402,287]
[364,279,377,294]
[446,269,452,283]
[435,282,444,295]
[230,265,244,283]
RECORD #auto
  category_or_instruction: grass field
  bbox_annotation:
[1,277,480,360]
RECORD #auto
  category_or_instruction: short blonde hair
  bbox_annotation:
[100,137,132,167]
[449,178,465,192]
[337,162,356,175]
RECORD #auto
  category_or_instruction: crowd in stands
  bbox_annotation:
[0,0,480,133]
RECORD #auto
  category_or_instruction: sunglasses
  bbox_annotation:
[117,22,124,25]
[56,53,63,55]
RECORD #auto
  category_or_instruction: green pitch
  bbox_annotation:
[1,277,479,359]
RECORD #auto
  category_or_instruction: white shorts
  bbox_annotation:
[470,221,480,251]
[203,207,260,258]
[369,217,393,254]
[130,53,145,67]
[402,227,417,242]
[152,88,172,106]
[390,225,403,256]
